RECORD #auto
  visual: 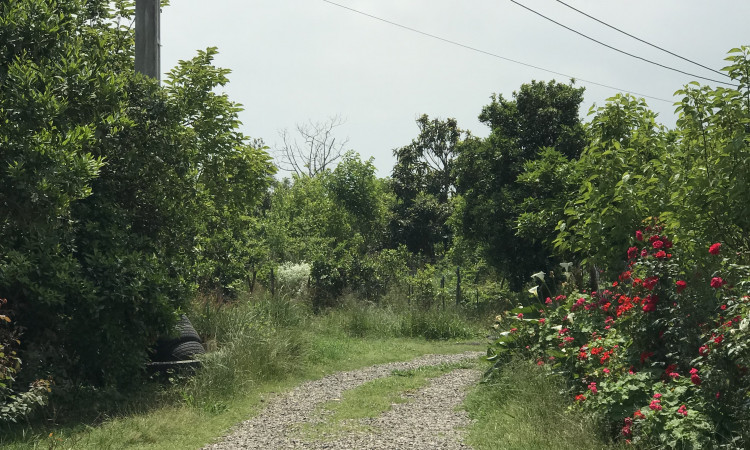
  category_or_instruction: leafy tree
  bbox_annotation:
[327,151,388,251]
[456,80,585,289]
[0,1,273,387]
[390,114,465,258]
[554,94,671,276]
[667,47,750,257]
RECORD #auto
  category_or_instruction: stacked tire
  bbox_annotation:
[154,314,205,362]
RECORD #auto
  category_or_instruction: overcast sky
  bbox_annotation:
[160,0,749,176]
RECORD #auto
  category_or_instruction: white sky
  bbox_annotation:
[160,0,749,176]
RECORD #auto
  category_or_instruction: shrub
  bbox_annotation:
[1,299,50,424]
[276,262,311,297]
[492,221,750,447]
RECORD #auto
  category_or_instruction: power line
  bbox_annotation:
[320,0,674,104]
[554,0,729,79]
[509,0,737,87]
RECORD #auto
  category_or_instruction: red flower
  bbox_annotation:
[642,276,659,291]
[517,313,523,319]
[627,246,638,260]
[633,410,645,419]
[636,230,643,241]
[676,280,687,293]
[588,382,598,394]
[690,368,701,385]
[711,277,726,289]
[654,250,667,259]
[652,240,664,249]
[575,394,586,402]
[709,242,721,255]
[677,404,688,417]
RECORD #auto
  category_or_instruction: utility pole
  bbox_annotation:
[135,0,160,81]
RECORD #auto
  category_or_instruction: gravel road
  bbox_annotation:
[204,351,483,449]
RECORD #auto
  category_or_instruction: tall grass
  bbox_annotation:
[314,296,484,340]
[465,358,620,450]
[184,292,308,405]
[0,288,492,449]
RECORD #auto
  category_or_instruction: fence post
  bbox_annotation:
[456,266,461,306]
[441,275,446,310]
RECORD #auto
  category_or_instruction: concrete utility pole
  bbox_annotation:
[135,0,160,81]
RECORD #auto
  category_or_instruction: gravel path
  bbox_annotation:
[204,351,483,449]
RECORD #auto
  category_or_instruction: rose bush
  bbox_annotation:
[490,220,750,447]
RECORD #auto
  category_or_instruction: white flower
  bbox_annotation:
[559,262,573,271]
[528,285,539,296]
[531,271,545,282]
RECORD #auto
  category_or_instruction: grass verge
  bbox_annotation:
[464,358,621,450]
[0,293,483,450]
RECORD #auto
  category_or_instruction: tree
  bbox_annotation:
[390,115,466,258]
[455,80,585,289]
[276,115,349,177]
[0,2,274,387]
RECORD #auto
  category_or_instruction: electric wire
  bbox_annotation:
[510,0,736,87]
[555,0,729,78]
[320,0,674,104]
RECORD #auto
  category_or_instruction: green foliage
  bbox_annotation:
[668,46,750,255]
[184,294,308,402]
[0,298,50,424]
[327,151,387,249]
[466,358,617,450]
[557,47,750,276]
[555,94,671,274]
[390,115,464,258]
[494,222,750,447]
[0,1,273,389]
[456,80,586,288]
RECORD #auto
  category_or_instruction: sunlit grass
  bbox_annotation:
[0,291,483,450]
[464,358,622,450]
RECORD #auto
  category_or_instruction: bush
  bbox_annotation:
[493,221,750,447]
[1,299,50,424]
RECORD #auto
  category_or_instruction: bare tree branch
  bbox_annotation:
[275,115,349,177]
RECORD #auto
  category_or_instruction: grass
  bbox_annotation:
[464,358,621,450]
[0,292,484,450]
[298,361,477,441]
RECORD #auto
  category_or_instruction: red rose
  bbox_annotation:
[709,242,721,255]
[655,250,667,259]
[711,277,725,289]
[652,240,664,249]
[676,280,687,293]
[636,230,643,241]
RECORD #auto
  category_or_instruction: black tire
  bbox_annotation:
[174,314,202,343]
[170,340,205,361]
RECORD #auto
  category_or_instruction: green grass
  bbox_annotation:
[298,361,476,441]
[0,292,483,450]
[464,358,621,450]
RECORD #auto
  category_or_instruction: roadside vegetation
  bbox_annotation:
[2,1,750,448]
[0,292,485,449]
